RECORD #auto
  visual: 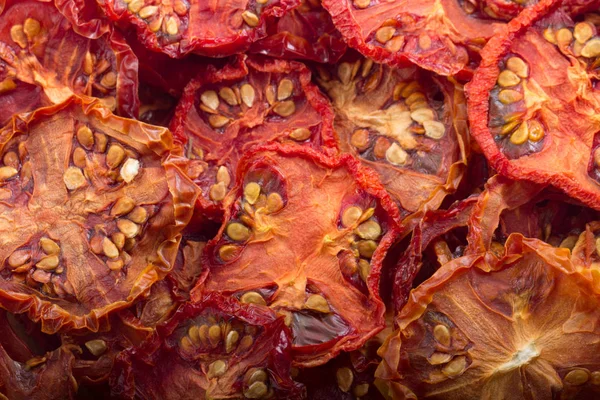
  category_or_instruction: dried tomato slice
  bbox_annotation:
[320,0,518,75]
[0,0,139,121]
[194,144,401,366]
[97,0,298,58]
[170,55,337,218]
[112,294,304,399]
[378,234,600,399]
[250,0,347,63]
[466,0,600,210]
[0,97,198,333]
[317,56,467,220]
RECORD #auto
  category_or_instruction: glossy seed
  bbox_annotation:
[36,255,59,271]
[242,11,260,27]
[273,100,296,117]
[498,89,523,105]
[385,143,409,166]
[266,192,284,213]
[201,90,220,110]
[165,16,179,35]
[244,182,261,205]
[528,120,545,142]
[358,259,371,282]
[207,360,227,379]
[498,70,520,87]
[179,336,194,353]
[350,129,370,151]
[111,197,135,216]
[361,59,374,78]
[72,147,87,168]
[342,206,363,228]
[101,72,117,88]
[238,335,254,352]
[543,28,557,44]
[219,244,239,262]
[106,145,126,168]
[197,325,209,346]
[63,167,86,190]
[208,324,221,347]
[225,330,239,353]
[8,250,30,268]
[289,128,311,141]
[336,367,353,393]
[23,18,41,40]
[128,206,148,224]
[375,26,395,44]
[442,356,467,377]
[277,79,294,100]
[354,0,370,8]
[510,122,529,145]
[240,84,255,107]
[246,368,268,385]
[410,108,435,124]
[188,325,201,345]
[428,352,453,365]
[0,166,18,181]
[405,92,426,106]
[173,0,189,15]
[128,0,143,12]
[112,232,125,250]
[556,28,573,46]
[565,369,589,386]
[582,38,600,58]
[148,15,163,32]
[227,222,251,242]
[590,371,600,385]
[353,384,370,397]
[240,291,266,306]
[209,182,227,201]
[357,240,377,258]
[433,324,451,346]
[94,133,108,152]
[208,114,230,128]
[219,87,238,106]
[117,219,140,238]
[138,5,158,18]
[356,220,382,240]
[10,25,27,48]
[120,158,140,183]
[102,237,119,259]
[305,294,330,313]
[422,121,445,140]
[401,81,420,98]
[244,381,268,399]
[40,238,60,255]
[506,57,528,78]
[85,340,107,357]
[574,22,593,43]
[216,166,231,186]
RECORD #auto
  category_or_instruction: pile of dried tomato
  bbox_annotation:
[2,0,600,399]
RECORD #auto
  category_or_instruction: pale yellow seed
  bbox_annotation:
[240,84,256,107]
[273,100,296,117]
[23,18,41,41]
[410,108,435,124]
[375,26,395,44]
[357,240,377,258]
[216,166,231,186]
[208,325,221,347]
[10,25,27,48]
[423,121,446,140]
[358,259,370,282]
[582,38,600,58]
[497,70,520,87]
[138,5,159,19]
[225,330,240,353]
[112,232,125,250]
[120,158,140,183]
[36,255,59,271]
[336,367,353,393]
[433,324,451,346]
[209,182,227,201]
[128,206,148,224]
[337,62,352,84]
[419,34,432,50]
[0,78,16,93]
[208,115,230,128]
[353,0,370,8]
[266,192,284,213]
[117,219,140,238]
[0,166,18,181]
[101,72,117,89]
[246,369,268,385]
[242,11,260,27]
[509,122,529,145]
[528,120,545,142]
[128,0,144,13]
[207,360,227,378]
[565,369,589,386]
[556,28,573,47]
[385,142,409,166]
[543,28,556,44]
[77,126,94,149]
[106,145,126,169]
[560,235,579,251]
[245,381,268,399]
[361,58,374,77]
[428,352,453,365]
[277,79,294,100]
[498,89,523,105]
[244,182,261,205]
[173,0,189,16]
[165,16,179,35]
[574,22,594,43]
[219,87,238,106]
[240,291,266,305]
[63,167,86,190]
[219,244,239,262]
[102,237,120,259]
[85,340,108,357]
[342,206,362,228]
[356,220,382,240]
[40,238,60,255]
[265,85,276,105]
[289,128,311,141]
[442,356,467,377]
[227,222,251,242]
[111,197,135,216]
[201,90,220,110]
[506,57,528,78]
[305,294,330,313]
[8,250,30,268]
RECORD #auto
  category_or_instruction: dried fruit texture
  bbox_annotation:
[250,0,347,63]
[0,0,139,122]
[195,144,402,367]
[377,234,600,400]
[111,294,304,400]
[170,55,337,218]
[321,0,512,76]
[97,0,299,58]
[317,57,467,221]
[0,97,198,334]
[468,0,539,20]
[467,0,600,210]
[393,197,476,312]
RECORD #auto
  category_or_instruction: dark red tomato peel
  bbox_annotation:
[111,294,304,400]
[170,54,337,219]
[97,0,299,58]
[194,143,402,367]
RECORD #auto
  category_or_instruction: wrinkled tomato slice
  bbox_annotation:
[170,55,337,218]
[97,0,298,58]
[320,0,518,75]
[0,97,198,334]
[378,234,600,399]
[250,0,347,63]
[194,144,402,367]
[317,56,467,221]
[112,294,304,399]
[0,0,139,121]
[467,0,600,210]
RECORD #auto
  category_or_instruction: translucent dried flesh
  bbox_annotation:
[195,145,402,367]
[378,234,600,399]
[0,0,139,122]
[0,97,198,333]
[317,57,467,218]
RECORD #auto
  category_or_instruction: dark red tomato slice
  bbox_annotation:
[378,234,600,399]
[0,97,198,334]
[466,0,600,210]
[97,0,299,58]
[194,143,402,367]
[320,0,516,76]
[0,0,139,122]
[317,56,467,221]
[250,0,347,63]
[111,294,304,400]
[169,55,337,219]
